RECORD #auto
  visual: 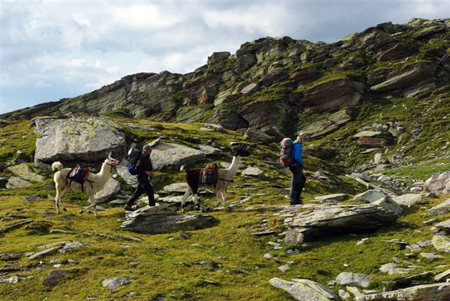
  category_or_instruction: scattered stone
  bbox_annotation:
[435,269,450,281]
[6,177,32,189]
[420,252,444,260]
[102,277,133,290]
[278,265,291,272]
[227,268,249,275]
[241,167,269,180]
[0,220,33,234]
[264,253,272,259]
[269,277,339,301]
[432,234,450,253]
[379,263,412,275]
[336,272,372,288]
[43,269,79,287]
[353,131,382,138]
[429,199,450,215]
[0,253,21,261]
[109,199,127,206]
[25,221,53,233]
[0,276,31,284]
[393,194,422,206]
[357,238,370,246]
[339,289,352,300]
[424,171,450,194]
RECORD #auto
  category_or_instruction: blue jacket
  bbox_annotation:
[291,142,303,166]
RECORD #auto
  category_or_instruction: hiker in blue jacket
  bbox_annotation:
[289,133,307,205]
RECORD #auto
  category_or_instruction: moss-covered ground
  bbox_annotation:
[0,119,449,300]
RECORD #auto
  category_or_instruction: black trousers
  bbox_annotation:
[127,173,155,207]
[289,165,306,204]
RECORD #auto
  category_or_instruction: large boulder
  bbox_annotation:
[121,205,218,234]
[393,194,422,206]
[423,171,450,194]
[94,178,121,203]
[269,278,339,301]
[429,198,450,215]
[355,282,450,301]
[299,78,365,113]
[282,203,399,241]
[6,177,32,189]
[335,272,372,288]
[150,139,220,171]
[34,117,126,165]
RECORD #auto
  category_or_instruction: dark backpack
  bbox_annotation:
[200,164,218,185]
[68,165,90,184]
[280,138,296,167]
[126,147,141,175]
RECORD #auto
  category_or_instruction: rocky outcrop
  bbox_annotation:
[34,117,126,165]
[269,278,339,301]
[300,108,354,139]
[121,205,218,234]
[298,78,365,113]
[94,178,121,203]
[370,63,436,95]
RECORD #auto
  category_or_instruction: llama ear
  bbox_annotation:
[107,152,112,158]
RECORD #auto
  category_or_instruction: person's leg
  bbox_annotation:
[297,167,306,200]
[142,182,155,206]
[289,166,301,205]
[125,184,144,209]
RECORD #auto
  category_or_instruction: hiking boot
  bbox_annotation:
[124,204,136,211]
[290,199,303,205]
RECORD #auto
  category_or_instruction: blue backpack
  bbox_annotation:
[126,147,141,175]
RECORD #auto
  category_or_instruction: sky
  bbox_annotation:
[1,0,449,114]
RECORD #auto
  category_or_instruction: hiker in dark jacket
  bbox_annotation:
[289,133,307,205]
[124,144,155,211]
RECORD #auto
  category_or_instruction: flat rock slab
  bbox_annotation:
[161,183,189,194]
[121,205,218,234]
[242,167,268,179]
[301,108,353,139]
[393,194,422,206]
[282,202,399,241]
[43,269,79,287]
[34,117,126,164]
[314,194,348,203]
[6,177,32,189]
[355,282,450,301]
[432,235,450,253]
[150,140,220,170]
[269,277,339,301]
[435,219,450,233]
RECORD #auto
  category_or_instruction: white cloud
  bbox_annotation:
[1,1,449,114]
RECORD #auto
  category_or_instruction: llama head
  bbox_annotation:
[231,143,250,157]
[105,152,119,167]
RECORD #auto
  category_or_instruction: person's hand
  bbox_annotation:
[145,171,154,176]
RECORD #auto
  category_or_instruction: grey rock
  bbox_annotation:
[43,269,78,287]
[242,167,269,180]
[432,234,450,253]
[269,277,339,301]
[354,282,450,301]
[244,127,273,144]
[6,164,45,182]
[435,269,450,281]
[0,220,33,233]
[102,276,133,290]
[336,272,372,288]
[424,171,450,194]
[284,228,305,244]
[379,263,412,276]
[314,194,348,203]
[6,177,32,189]
[0,253,21,261]
[435,219,450,234]
[283,203,399,241]
[28,246,61,260]
[393,194,422,206]
[353,190,387,203]
[34,117,126,164]
[301,108,353,139]
[420,252,444,260]
[161,183,189,194]
[94,178,120,203]
[58,241,86,254]
[121,205,218,234]
[116,160,137,187]
[278,265,291,272]
[373,196,403,216]
[353,131,382,138]
[109,199,127,206]
[240,83,258,94]
[428,198,450,215]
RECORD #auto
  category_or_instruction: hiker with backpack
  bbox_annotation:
[280,133,308,205]
[124,144,155,211]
